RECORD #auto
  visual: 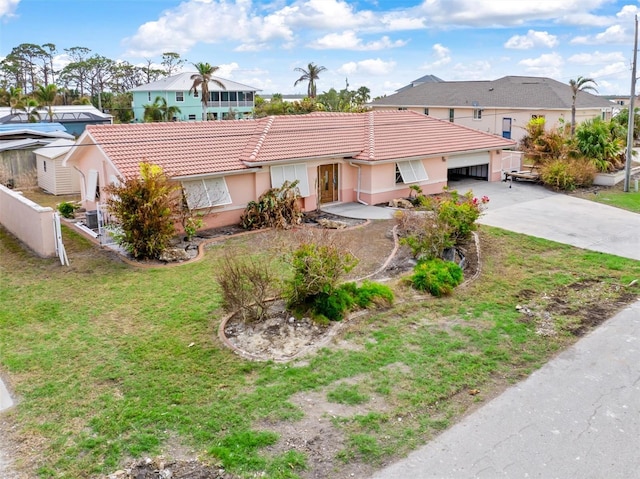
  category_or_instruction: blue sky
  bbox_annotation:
[0,0,639,98]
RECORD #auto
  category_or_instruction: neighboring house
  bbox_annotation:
[0,124,75,187]
[0,106,112,136]
[62,110,516,230]
[369,76,615,143]
[130,72,260,122]
[33,139,79,195]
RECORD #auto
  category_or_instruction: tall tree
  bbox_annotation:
[140,58,164,84]
[189,62,225,120]
[60,47,92,97]
[8,86,24,114]
[293,62,327,99]
[161,52,186,77]
[355,86,371,105]
[569,76,598,137]
[34,83,58,122]
[41,43,57,86]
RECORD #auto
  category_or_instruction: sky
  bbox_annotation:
[1,0,639,98]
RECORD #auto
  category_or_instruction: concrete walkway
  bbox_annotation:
[369,179,640,478]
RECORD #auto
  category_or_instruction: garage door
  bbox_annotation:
[448,152,489,180]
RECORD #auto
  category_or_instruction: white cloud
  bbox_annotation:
[421,43,451,69]
[571,24,630,45]
[518,52,564,78]
[337,58,396,76]
[0,0,19,19]
[309,31,406,50]
[588,62,630,80]
[416,0,613,27]
[449,60,492,80]
[504,30,558,49]
[123,0,294,57]
[275,0,376,30]
[568,51,625,65]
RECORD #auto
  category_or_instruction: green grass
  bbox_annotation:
[581,189,640,212]
[1,224,640,478]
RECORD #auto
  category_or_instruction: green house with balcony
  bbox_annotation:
[130,72,260,122]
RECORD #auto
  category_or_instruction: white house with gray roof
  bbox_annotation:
[130,72,260,122]
[370,76,615,143]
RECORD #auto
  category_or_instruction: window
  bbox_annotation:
[175,91,184,102]
[182,177,232,209]
[229,92,237,102]
[449,108,454,122]
[398,107,407,111]
[43,160,46,172]
[188,114,197,120]
[238,92,246,101]
[221,91,229,102]
[147,92,151,101]
[246,92,254,101]
[209,91,220,102]
[396,160,428,184]
[473,108,482,120]
[424,108,429,115]
[270,163,310,197]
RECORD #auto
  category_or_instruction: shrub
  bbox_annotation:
[284,240,358,310]
[57,201,79,219]
[104,163,179,260]
[408,258,464,297]
[395,189,487,260]
[216,254,278,321]
[342,280,394,308]
[241,181,302,230]
[311,288,355,322]
[540,158,597,191]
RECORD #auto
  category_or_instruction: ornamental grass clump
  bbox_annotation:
[408,258,464,297]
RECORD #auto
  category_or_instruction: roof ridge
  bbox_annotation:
[246,116,275,162]
[367,111,375,160]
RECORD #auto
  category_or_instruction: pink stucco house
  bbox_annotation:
[62,110,516,229]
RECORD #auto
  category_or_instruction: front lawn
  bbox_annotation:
[1,224,639,478]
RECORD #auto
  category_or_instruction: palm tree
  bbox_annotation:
[355,86,371,105]
[569,76,598,137]
[8,87,24,115]
[21,99,41,123]
[293,62,327,99]
[34,84,58,122]
[189,62,226,120]
[143,96,181,122]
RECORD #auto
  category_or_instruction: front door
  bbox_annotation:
[319,164,338,203]
[502,117,512,139]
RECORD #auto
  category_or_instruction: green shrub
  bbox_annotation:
[344,280,394,308]
[57,201,78,219]
[284,241,358,310]
[540,158,596,191]
[311,288,355,322]
[408,258,464,297]
[104,163,179,259]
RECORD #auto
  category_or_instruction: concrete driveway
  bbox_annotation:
[372,179,640,479]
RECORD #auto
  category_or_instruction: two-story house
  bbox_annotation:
[370,75,615,144]
[130,72,260,122]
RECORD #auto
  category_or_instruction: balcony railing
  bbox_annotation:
[206,100,254,108]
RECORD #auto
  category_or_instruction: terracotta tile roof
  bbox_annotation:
[80,111,516,179]
[84,121,262,179]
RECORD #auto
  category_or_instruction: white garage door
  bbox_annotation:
[447,152,489,168]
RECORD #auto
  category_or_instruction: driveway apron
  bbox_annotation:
[372,179,640,479]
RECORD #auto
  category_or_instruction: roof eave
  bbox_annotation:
[246,152,361,166]
[172,167,260,180]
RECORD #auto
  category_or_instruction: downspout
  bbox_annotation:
[349,161,368,205]
[73,165,86,202]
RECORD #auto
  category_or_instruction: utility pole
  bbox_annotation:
[624,15,638,192]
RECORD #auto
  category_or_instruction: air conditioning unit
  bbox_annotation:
[85,210,98,229]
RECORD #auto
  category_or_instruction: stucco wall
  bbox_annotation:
[0,184,56,257]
